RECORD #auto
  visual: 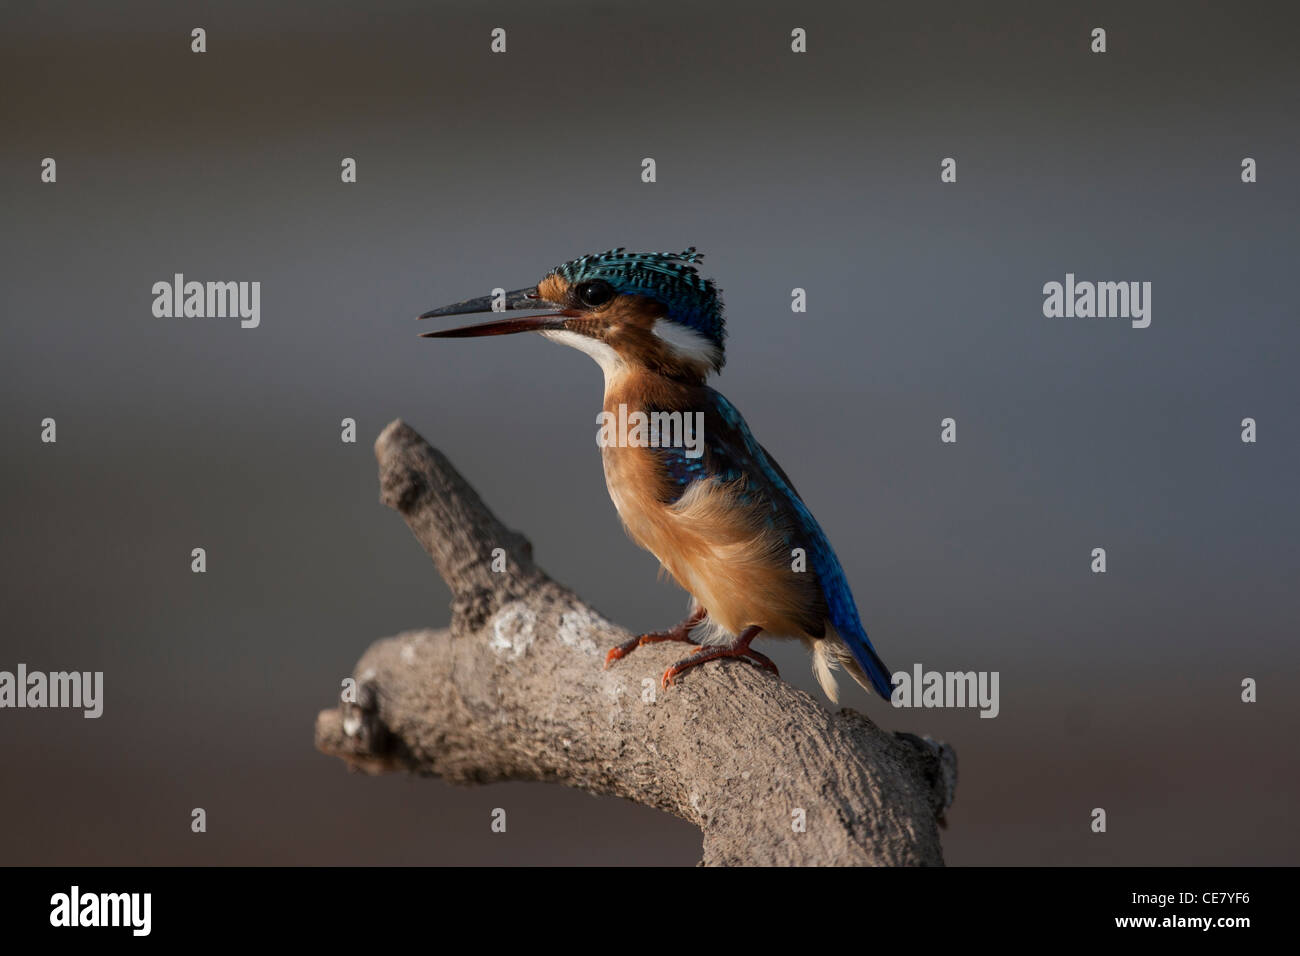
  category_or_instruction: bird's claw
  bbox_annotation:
[603,623,701,669]
[660,639,780,689]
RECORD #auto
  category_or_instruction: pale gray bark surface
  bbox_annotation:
[315,419,956,866]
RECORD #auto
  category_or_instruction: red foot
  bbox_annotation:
[662,625,779,689]
[604,607,707,669]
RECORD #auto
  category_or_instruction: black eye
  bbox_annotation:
[575,279,615,308]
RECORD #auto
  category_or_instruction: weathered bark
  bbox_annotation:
[315,419,956,865]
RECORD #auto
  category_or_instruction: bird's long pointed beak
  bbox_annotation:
[418,285,570,338]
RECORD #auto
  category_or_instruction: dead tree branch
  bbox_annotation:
[314,419,956,865]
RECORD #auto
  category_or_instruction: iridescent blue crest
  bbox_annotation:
[549,247,726,362]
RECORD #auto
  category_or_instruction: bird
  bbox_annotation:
[418,248,893,703]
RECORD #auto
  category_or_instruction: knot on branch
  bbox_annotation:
[316,668,412,775]
[895,732,959,822]
[380,457,428,514]
[450,584,496,634]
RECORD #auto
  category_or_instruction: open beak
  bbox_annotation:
[418,286,571,338]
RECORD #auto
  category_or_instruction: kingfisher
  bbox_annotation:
[419,249,893,703]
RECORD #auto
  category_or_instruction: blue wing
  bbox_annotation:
[654,389,894,700]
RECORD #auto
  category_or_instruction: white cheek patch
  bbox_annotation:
[652,319,721,369]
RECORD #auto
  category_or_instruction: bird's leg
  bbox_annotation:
[661,625,779,689]
[604,606,706,669]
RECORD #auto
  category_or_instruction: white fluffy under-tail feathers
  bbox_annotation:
[810,629,878,705]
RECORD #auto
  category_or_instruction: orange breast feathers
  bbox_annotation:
[598,378,824,644]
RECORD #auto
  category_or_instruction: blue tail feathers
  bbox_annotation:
[836,620,895,701]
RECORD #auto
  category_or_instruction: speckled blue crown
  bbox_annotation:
[550,248,726,360]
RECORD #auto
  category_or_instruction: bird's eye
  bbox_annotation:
[575,279,615,308]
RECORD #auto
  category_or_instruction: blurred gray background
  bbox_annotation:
[2,0,1297,865]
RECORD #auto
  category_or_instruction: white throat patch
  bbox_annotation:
[540,329,627,382]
